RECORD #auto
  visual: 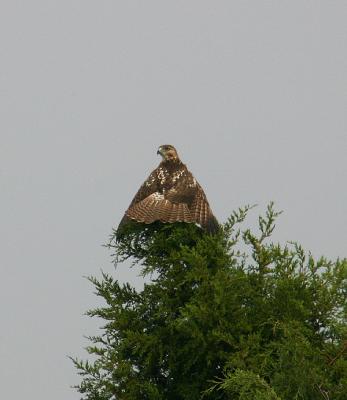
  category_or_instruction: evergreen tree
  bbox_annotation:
[72,204,347,399]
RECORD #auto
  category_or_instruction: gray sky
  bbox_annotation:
[1,1,346,399]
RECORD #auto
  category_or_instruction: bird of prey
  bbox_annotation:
[118,145,219,234]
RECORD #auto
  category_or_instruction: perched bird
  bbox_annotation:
[118,145,219,234]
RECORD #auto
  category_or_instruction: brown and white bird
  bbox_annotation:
[118,145,219,234]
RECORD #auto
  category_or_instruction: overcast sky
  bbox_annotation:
[1,2,346,399]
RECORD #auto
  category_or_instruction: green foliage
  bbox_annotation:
[72,204,347,399]
[204,369,280,400]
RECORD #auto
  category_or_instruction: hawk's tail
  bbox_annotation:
[126,194,194,224]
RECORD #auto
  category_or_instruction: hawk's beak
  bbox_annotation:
[157,147,162,156]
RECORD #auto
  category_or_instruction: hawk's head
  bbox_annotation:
[157,145,180,162]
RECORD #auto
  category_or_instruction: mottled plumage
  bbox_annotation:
[118,145,219,234]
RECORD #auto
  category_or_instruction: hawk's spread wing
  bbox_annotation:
[190,181,219,234]
[118,149,219,234]
[117,169,159,226]
[127,170,159,209]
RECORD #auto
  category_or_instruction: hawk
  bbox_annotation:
[118,145,219,234]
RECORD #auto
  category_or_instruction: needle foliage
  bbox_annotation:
[72,204,347,400]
